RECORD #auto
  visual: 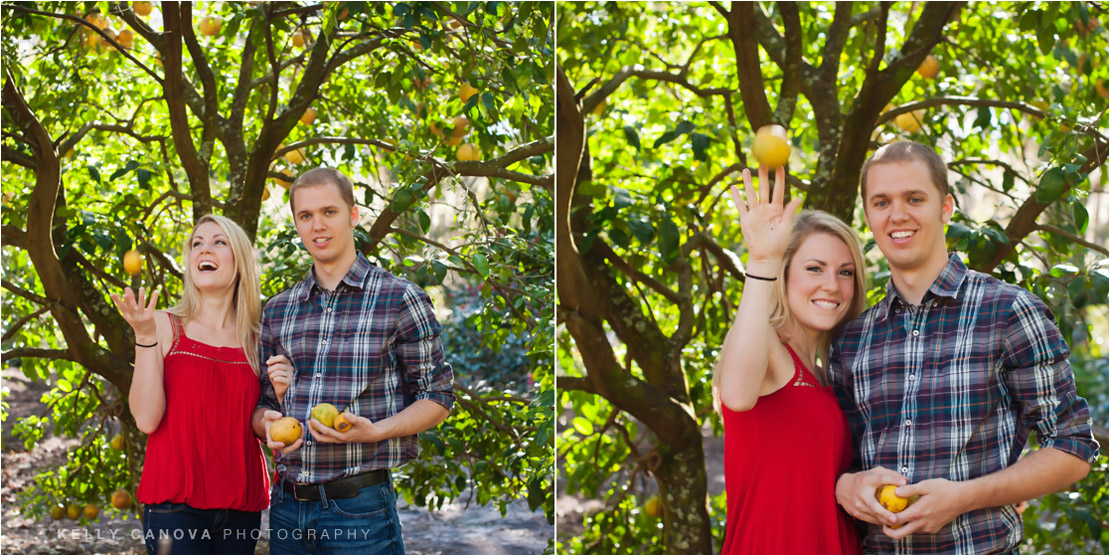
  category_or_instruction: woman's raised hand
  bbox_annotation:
[729,165,803,264]
[110,286,160,341]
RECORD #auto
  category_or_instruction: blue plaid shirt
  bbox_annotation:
[258,255,455,484]
[830,254,1098,554]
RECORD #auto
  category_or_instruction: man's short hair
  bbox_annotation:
[289,167,356,213]
[859,142,949,200]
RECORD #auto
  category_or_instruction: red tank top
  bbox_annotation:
[136,315,270,511]
[721,342,861,554]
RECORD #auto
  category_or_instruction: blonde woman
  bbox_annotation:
[713,166,867,554]
[111,214,269,555]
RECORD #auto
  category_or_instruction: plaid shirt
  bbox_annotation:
[258,255,454,484]
[830,254,1098,554]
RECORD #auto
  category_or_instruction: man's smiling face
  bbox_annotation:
[862,160,954,274]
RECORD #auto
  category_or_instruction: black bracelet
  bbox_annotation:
[135,341,158,348]
[745,273,778,282]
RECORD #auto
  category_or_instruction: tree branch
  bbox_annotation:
[1035,224,1109,256]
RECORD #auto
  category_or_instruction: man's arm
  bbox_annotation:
[885,290,1097,538]
[886,446,1088,538]
[309,283,454,444]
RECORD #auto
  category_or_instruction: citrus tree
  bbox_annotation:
[1,0,554,533]
[557,1,1107,552]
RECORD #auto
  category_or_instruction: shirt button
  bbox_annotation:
[895,308,902,313]
[901,466,909,474]
[316,372,321,377]
[909,374,916,381]
[327,308,332,312]
[321,339,327,344]
[905,419,912,426]
[912,329,920,336]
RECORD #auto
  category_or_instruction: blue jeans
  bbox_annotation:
[268,477,405,555]
[142,502,261,555]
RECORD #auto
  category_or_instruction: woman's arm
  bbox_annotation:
[715,166,802,412]
[111,287,169,434]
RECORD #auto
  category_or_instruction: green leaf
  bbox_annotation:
[572,417,594,435]
[418,209,431,234]
[137,168,152,190]
[481,92,497,113]
[1049,264,1078,278]
[627,217,654,243]
[612,187,633,209]
[1034,167,1068,204]
[108,160,140,181]
[653,130,678,148]
[691,132,710,161]
[87,165,101,184]
[1072,201,1089,233]
[658,216,679,261]
[472,253,489,277]
[623,125,641,150]
[390,187,415,212]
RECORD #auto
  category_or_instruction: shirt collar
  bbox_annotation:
[301,255,371,300]
[879,253,967,319]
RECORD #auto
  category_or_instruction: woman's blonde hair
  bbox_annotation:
[713,210,867,410]
[165,214,261,376]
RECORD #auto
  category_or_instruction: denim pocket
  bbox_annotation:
[326,482,393,519]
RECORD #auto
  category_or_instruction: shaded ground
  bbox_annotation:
[1,366,550,554]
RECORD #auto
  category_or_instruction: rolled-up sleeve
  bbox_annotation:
[395,284,455,411]
[1003,291,1100,464]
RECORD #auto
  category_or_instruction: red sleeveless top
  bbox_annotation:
[136,315,270,511]
[721,342,861,554]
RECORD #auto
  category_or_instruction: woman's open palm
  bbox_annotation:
[730,165,803,263]
[110,286,159,339]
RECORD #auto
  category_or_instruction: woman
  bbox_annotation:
[111,214,269,555]
[713,166,866,554]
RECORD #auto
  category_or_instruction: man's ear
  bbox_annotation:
[349,204,359,227]
[941,193,955,224]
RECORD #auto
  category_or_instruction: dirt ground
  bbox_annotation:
[0,366,551,554]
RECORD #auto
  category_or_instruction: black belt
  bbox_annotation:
[282,469,389,502]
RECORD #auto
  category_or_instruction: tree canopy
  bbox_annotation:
[2,0,554,535]
[557,1,1107,552]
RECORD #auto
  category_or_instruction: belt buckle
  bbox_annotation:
[292,482,314,502]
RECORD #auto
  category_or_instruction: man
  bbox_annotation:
[251,167,454,554]
[830,142,1099,553]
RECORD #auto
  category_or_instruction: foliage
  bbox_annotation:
[1,0,553,529]
[557,1,1107,553]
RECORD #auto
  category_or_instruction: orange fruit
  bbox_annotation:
[916,55,940,79]
[50,505,65,520]
[644,495,663,518]
[123,250,143,275]
[133,2,152,16]
[311,403,339,429]
[111,489,132,510]
[459,81,479,103]
[110,434,125,450]
[894,110,925,133]
[299,107,316,125]
[751,124,791,168]
[83,504,99,520]
[270,417,302,444]
[66,504,81,520]
[334,413,353,432]
[456,143,479,161]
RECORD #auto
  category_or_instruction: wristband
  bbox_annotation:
[135,341,158,348]
[745,273,777,282]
